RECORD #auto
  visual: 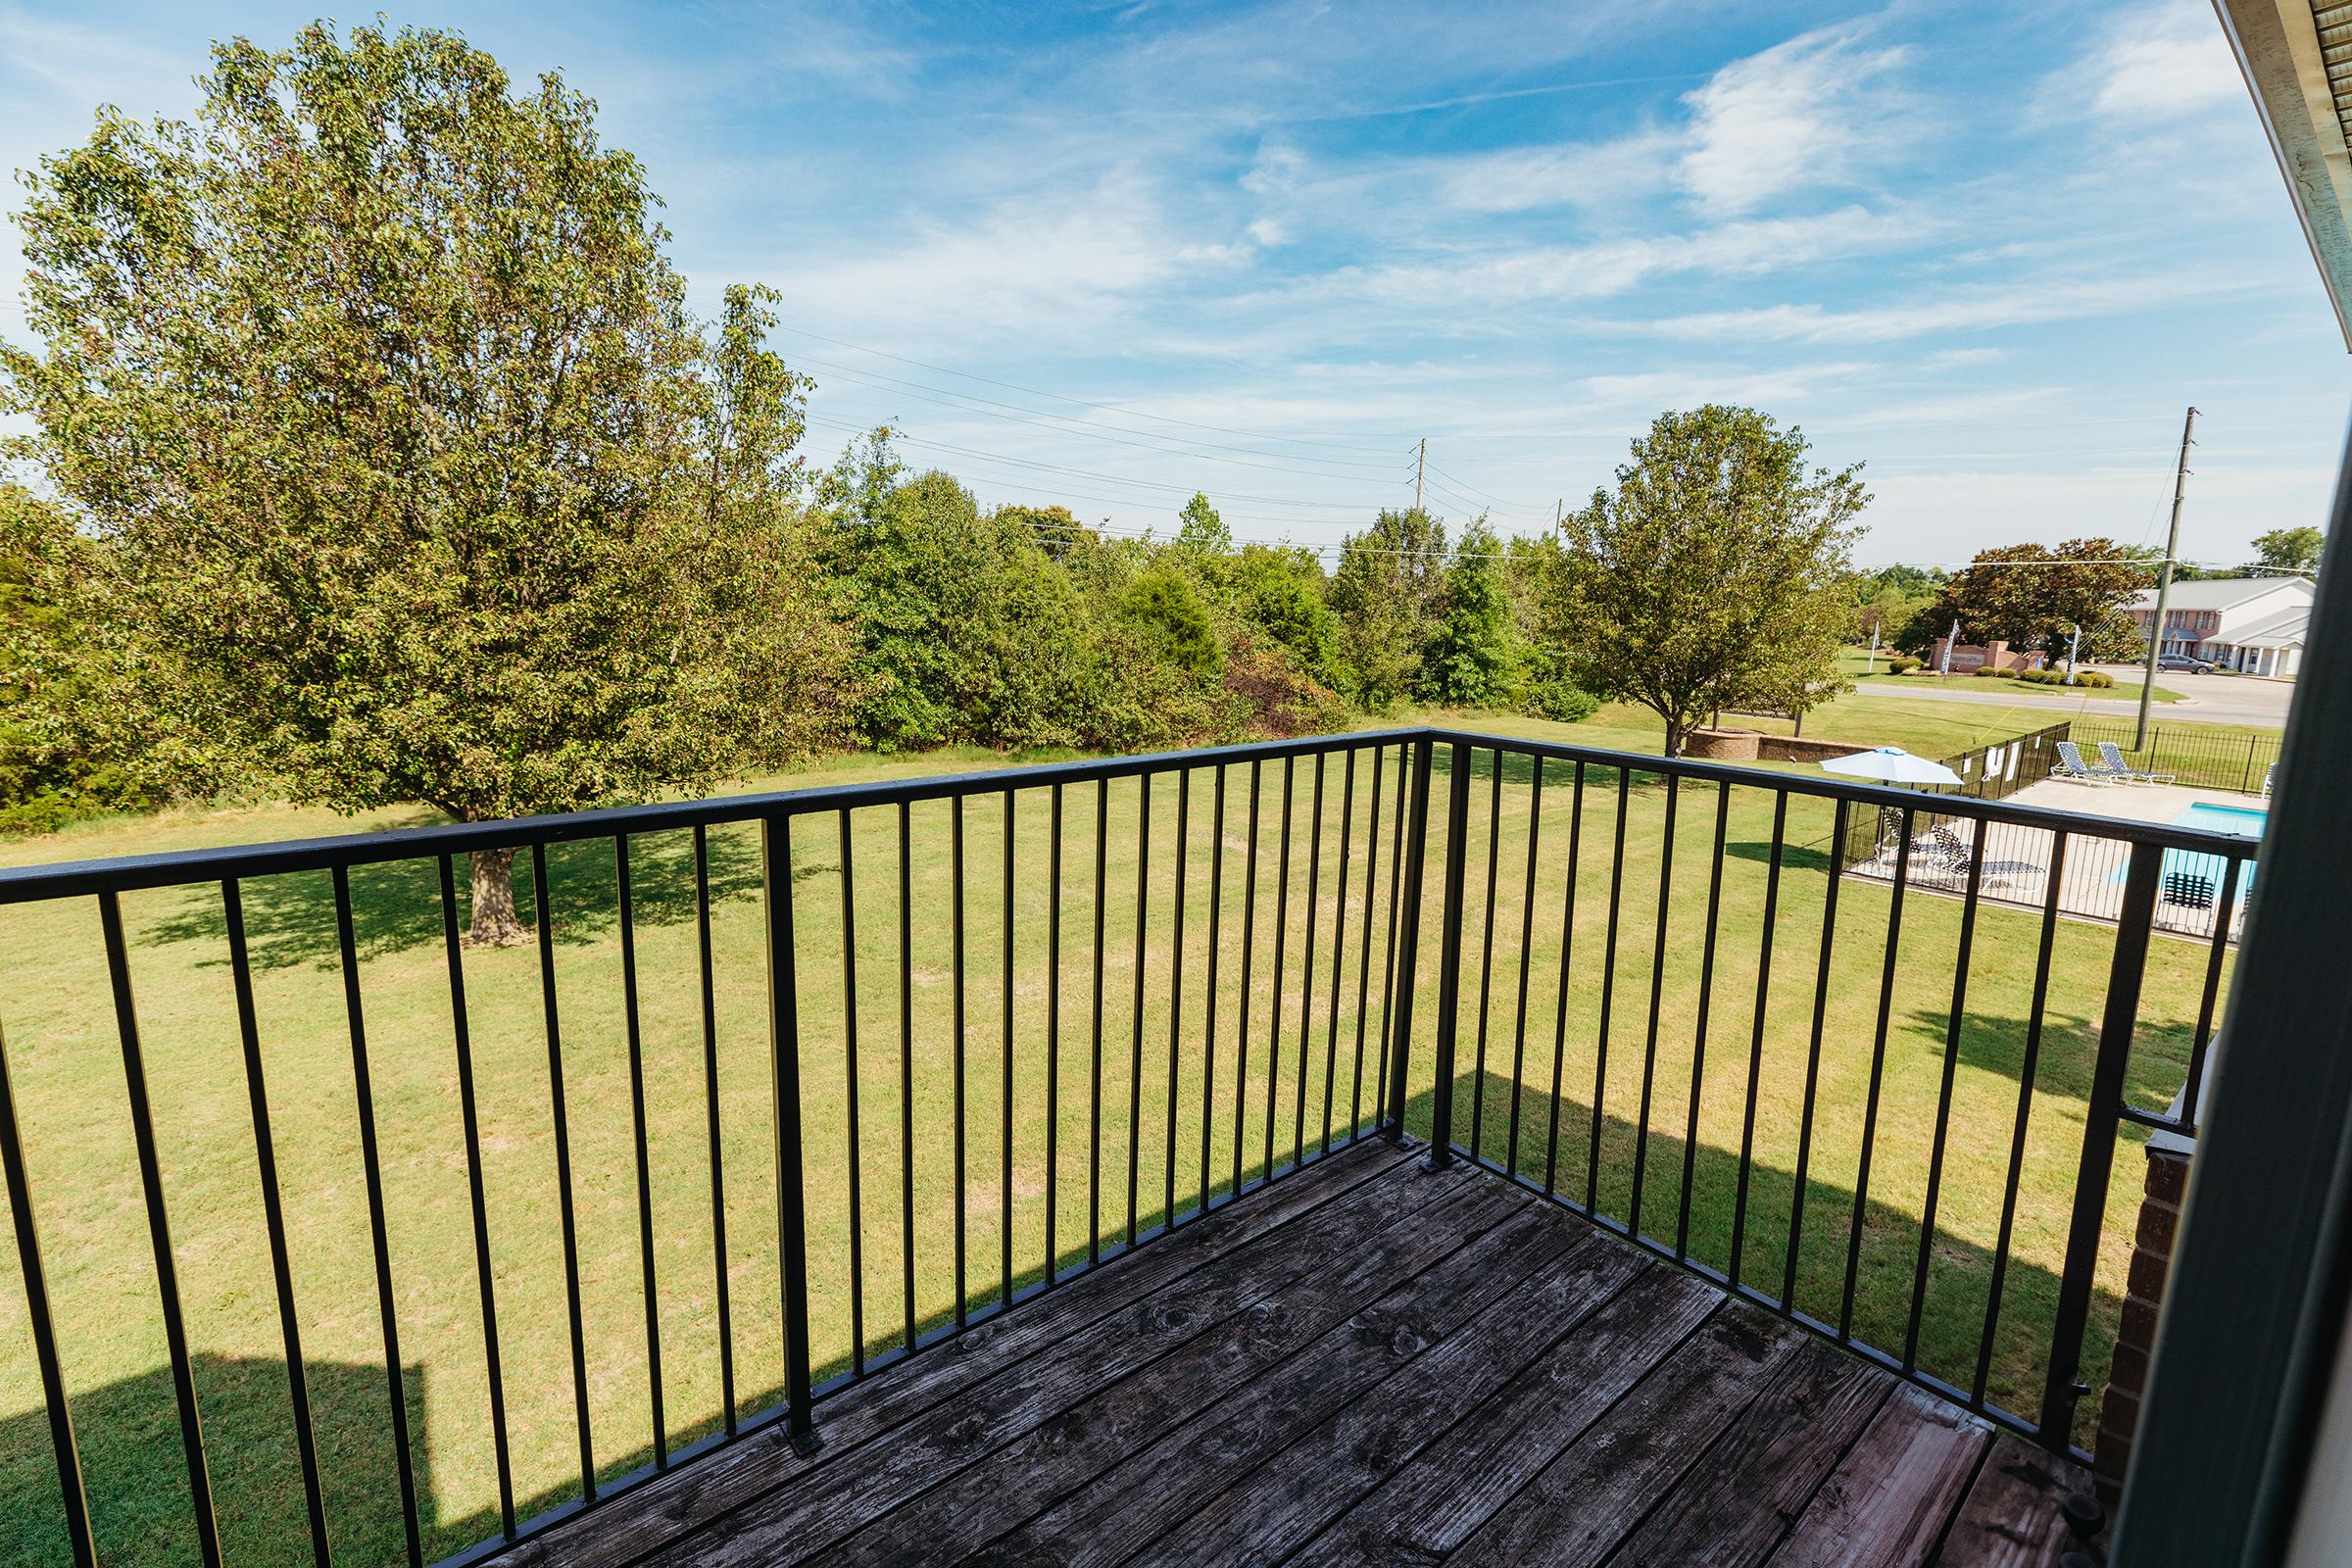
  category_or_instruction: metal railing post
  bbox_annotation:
[2039,837,2163,1447]
[762,814,821,1453]
[1381,736,1437,1142]
[1421,742,1474,1170]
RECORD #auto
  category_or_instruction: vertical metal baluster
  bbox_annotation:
[1424,742,1474,1167]
[1675,785,1730,1259]
[1905,841,1985,1371]
[615,839,667,1460]
[1232,761,1261,1193]
[838,811,866,1369]
[1543,761,1587,1198]
[1266,758,1293,1175]
[1629,775,1680,1238]
[1466,753,1503,1165]
[1385,739,1434,1142]
[1127,773,1152,1245]
[1975,832,2071,1403]
[1166,769,1189,1223]
[897,805,916,1347]
[1728,796,1788,1295]
[953,799,968,1324]
[1839,808,1913,1340]
[101,891,227,1566]
[2038,839,2163,1446]
[1293,754,1324,1163]
[760,817,819,1452]
[1322,749,1356,1156]
[0,1008,93,1568]
[1786,799,1850,1311]
[1092,777,1109,1263]
[1348,746,1385,1142]
[1587,771,1632,1212]
[2181,855,2244,1127]
[1001,792,1016,1306]
[223,878,333,1564]
[691,829,736,1436]
[1374,746,1410,1131]
[528,846,597,1507]
[1505,759,1544,1179]
[1201,766,1229,1208]
[1046,785,1063,1285]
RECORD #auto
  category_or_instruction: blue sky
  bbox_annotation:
[3,0,2345,566]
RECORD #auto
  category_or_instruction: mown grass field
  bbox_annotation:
[1836,647,2182,705]
[0,698,2224,1566]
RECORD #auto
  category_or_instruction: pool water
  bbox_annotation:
[2114,801,2265,901]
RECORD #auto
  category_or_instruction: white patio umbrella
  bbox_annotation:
[1818,747,1964,788]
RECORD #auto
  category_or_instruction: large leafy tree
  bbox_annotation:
[2253,526,2324,575]
[1910,540,2146,664]
[1328,507,1447,710]
[0,22,848,941]
[1554,407,1863,756]
[1420,520,1527,707]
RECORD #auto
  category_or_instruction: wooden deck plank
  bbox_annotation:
[1935,1433,2088,1567]
[1608,1335,1895,1567]
[958,1198,1615,1567]
[823,1177,1542,1566]
[1285,1265,1726,1567]
[1766,1381,1993,1568]
[639,1153,1471,1568]
[1445,1306,1807,1568]
[1136,1236,1651,1568]
[512,1136,1414,1568]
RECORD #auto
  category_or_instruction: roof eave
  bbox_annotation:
[2216,0,2352,350]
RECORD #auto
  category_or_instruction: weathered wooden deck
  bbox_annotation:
[516,1137,2088,1567]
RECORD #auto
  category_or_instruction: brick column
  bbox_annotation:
[2093,1132,2191,1504]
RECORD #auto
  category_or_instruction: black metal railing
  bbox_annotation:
[0,727,2260,1567]
[2068,716,2280,796]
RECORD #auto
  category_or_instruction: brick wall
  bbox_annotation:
[2094,1142,2189,1503]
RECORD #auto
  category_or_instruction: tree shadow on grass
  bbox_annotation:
[140,824,771,972]
[1899,1005,2196,1122]
[0,1068,2130,1568]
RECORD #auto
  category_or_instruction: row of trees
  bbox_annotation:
[0,22,1870,941]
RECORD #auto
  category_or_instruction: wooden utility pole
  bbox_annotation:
[1413,439,1426,511]
[2136,406,2198,750]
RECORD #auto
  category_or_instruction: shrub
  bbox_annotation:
[1975,666,2018,678]
[1882,655,1919,674]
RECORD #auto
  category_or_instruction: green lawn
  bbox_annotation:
[0,708,2220,1565]
[1838,648,2182,705]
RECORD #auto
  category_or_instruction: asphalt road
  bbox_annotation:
[1849,663,2295,729]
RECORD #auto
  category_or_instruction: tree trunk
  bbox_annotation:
[466,845,529,948]
[1665,716,1687,758]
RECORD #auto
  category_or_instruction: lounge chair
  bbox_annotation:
[1917,822,2044,890]
[2263,763,2276,800]
[2054,740,2126,783]
[2097,741,2175,785]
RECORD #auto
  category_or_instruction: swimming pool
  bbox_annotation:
[2109,801,2265,900]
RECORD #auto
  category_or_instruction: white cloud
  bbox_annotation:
[1677,26,1911,213]
[1634,268,2264,344]
[2082,2,2243,122]
[1437,128,1680,214]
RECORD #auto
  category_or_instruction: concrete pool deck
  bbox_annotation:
[1843,775,2263,942]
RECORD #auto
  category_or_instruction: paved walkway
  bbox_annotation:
[1850,662,2294,729]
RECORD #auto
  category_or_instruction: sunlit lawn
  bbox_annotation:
[0,705,2222,1565]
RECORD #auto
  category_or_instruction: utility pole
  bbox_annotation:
[2136,406,2198,750]
[1414,438,1426,512]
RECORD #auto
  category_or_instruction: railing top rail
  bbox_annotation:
[0,723,2258,906]
[1424,725,2264,849]
[0,729,1423,905]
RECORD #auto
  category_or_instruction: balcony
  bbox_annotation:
[0,728,2251,1566]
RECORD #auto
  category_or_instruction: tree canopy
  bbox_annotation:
[1900,540,2146,664]
[0,21,849,940]
[2252,526,2325,575]
[1551,406,1863,755]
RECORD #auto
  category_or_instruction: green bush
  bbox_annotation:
[1881,655,1920,674]
[1975,665,2018,678]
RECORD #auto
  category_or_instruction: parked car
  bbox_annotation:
[2158,654,2216,673]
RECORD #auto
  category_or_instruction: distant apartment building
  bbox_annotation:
[2129,576,2313,676]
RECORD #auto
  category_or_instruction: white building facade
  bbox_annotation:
[2129,576,2313,677]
